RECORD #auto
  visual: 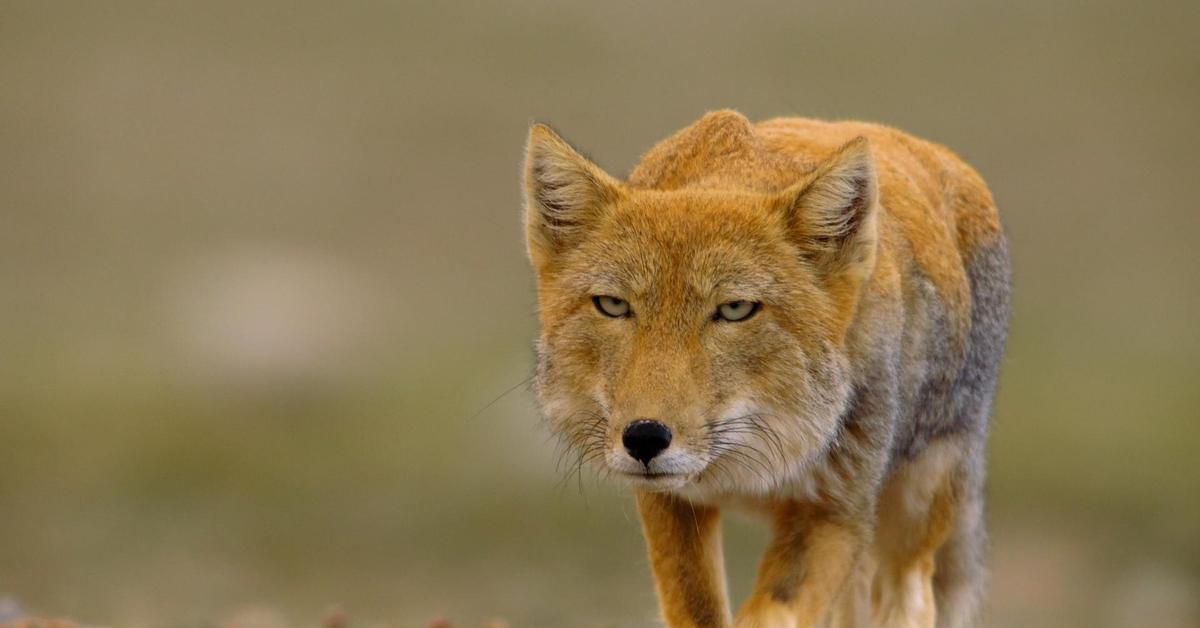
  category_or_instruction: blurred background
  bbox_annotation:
[1,1,1197,627]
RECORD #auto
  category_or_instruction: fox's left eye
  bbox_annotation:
[593,295,632,318]
[715,300,760,322]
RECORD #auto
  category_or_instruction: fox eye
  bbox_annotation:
[593,295,631,318]
[715,300,760,322]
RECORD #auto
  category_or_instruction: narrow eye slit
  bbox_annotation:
[715,300,760,322]
[593,295,631,318]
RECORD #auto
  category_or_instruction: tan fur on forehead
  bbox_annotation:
[553,191,819,305]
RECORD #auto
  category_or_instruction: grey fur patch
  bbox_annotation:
[895,238,1011,460]
[950,238,1012,438]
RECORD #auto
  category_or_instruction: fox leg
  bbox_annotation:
[870,439,965,628]
[637,491,732,628]
[734,502,867,628]
[826,550,876,628]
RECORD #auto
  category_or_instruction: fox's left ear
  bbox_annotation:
[775,136,879,281]
[523,123,626,271]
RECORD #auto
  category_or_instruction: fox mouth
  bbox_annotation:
[606,447,705,480]
[619,470,680,479]
[615,468,694,490]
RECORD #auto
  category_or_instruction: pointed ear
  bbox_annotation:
[523,123,625,269]
[775,137,879,280]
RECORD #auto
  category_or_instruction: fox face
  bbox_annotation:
[524,124,879,496]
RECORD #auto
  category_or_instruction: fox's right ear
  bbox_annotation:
[774,136,879,283]
[523,124,625,270]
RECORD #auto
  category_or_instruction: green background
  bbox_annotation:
[1,1,1197,626]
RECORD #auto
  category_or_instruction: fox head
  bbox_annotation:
[522,118,879,496]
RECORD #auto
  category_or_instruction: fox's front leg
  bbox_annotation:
[637,491,732,628]
[735,503,865,628]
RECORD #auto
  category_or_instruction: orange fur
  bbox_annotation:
[638,492,733,627]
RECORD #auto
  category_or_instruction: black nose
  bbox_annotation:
[622,419,672,466]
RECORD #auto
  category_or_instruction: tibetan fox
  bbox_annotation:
[522,110,1010,628]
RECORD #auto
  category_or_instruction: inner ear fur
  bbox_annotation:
[523,124,625,270]
[775,136,879,279]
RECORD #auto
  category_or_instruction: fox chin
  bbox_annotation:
[523,110,1010,628]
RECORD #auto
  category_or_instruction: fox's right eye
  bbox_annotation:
[593,295,631,318]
